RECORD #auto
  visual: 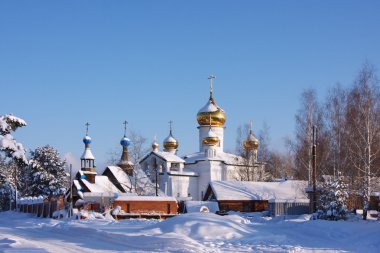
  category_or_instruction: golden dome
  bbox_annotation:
[202,128,219,146]
[243,131,259,150]
[163,134,178,150]
[197,98,226,127]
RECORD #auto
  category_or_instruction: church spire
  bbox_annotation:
[118,120,133,175]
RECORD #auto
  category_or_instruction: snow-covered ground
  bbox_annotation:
[0,211,379,253]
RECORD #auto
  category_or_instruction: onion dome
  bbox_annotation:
[163,135,178,150]
[197,98,226,127]
[152,140,159,152]
[202,128,220,146]
[244,129,259,150]
[197,76,226,127]
[120,137,131,147]
[83,135,92,144]
[163,121,179,150]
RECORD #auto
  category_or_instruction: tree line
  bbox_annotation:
[289,63,380,211]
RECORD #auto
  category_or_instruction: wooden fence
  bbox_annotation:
[17,195,66,218]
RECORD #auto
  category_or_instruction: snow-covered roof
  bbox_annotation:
[164,135,177,143]
[118,160,134,166]
[185,201,219,213]
[105,166,133,192]
[167,171,198,177]
[209,180,309,202]
[140,151,185,164]
[73,180,82,191]
[81,148,95,160]
[115,194,177,202]
[184,151,243,164]
[155,151,185,163]
[80,176,121,193]
[198,100,219,113]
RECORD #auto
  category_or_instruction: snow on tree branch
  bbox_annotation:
[0,114,28,165]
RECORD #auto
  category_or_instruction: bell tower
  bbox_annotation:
[80,122,96,183]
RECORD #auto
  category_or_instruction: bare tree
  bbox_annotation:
[291,89,326,182]
[325,83,348,179]
[266,150,296,180]
[257,121,271,163]
[345,63,380,218]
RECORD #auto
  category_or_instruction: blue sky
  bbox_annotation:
[1,1,380,169]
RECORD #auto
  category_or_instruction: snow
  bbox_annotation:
[184,201,220,213]
[0,134,27,163]
[0,211,379,252]
[164,135,177,143]
[105,166,133,192]
[115,194,176,202]
[184,151,243,164]
[0,114,27,133]
[205,128,218,138]
[0,114,28,164]
[81,176,121,193]
[154,151,185,163]
[80,148,95,160]
[198,100,220,113]
[73,180,82,192]
[210,180,309,201]
[167,171,198,176]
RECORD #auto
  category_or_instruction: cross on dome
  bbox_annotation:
[123,120,128,137]
[208,75,216,99]
[169,120,173,134]
[85,122,90,135]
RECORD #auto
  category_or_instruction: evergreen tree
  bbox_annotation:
[0,114,27,210]
[0,114,28,165]
[317,172,348,220]
[27,145,69,197]
[0,155,13,211]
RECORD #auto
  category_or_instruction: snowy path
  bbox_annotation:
[0,212,379,252]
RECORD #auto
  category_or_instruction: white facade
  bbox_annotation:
[198,126,225,153]
[139,86,250,201]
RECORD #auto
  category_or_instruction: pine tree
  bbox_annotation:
[0,156,27,210]
[27,145,69,197]
[317,172,348,220]
[0,114,28,165]
[0,155,13,211]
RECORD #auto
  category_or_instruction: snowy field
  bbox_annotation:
[0,211,379,253]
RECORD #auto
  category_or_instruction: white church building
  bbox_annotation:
[139,76,262,201]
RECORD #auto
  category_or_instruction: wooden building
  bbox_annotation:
[113,195,177,219]
[204,180,309,215]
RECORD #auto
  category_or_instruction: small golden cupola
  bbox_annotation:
[202,115,220,146]
[202,128,220,146]
[243,122,259,151]
[163,120,179,152]
[197,75,226,127]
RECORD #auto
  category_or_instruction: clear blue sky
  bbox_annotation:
[1,1,380,169]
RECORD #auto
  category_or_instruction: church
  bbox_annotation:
[139,76,263,201]
[69,76,263,207]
